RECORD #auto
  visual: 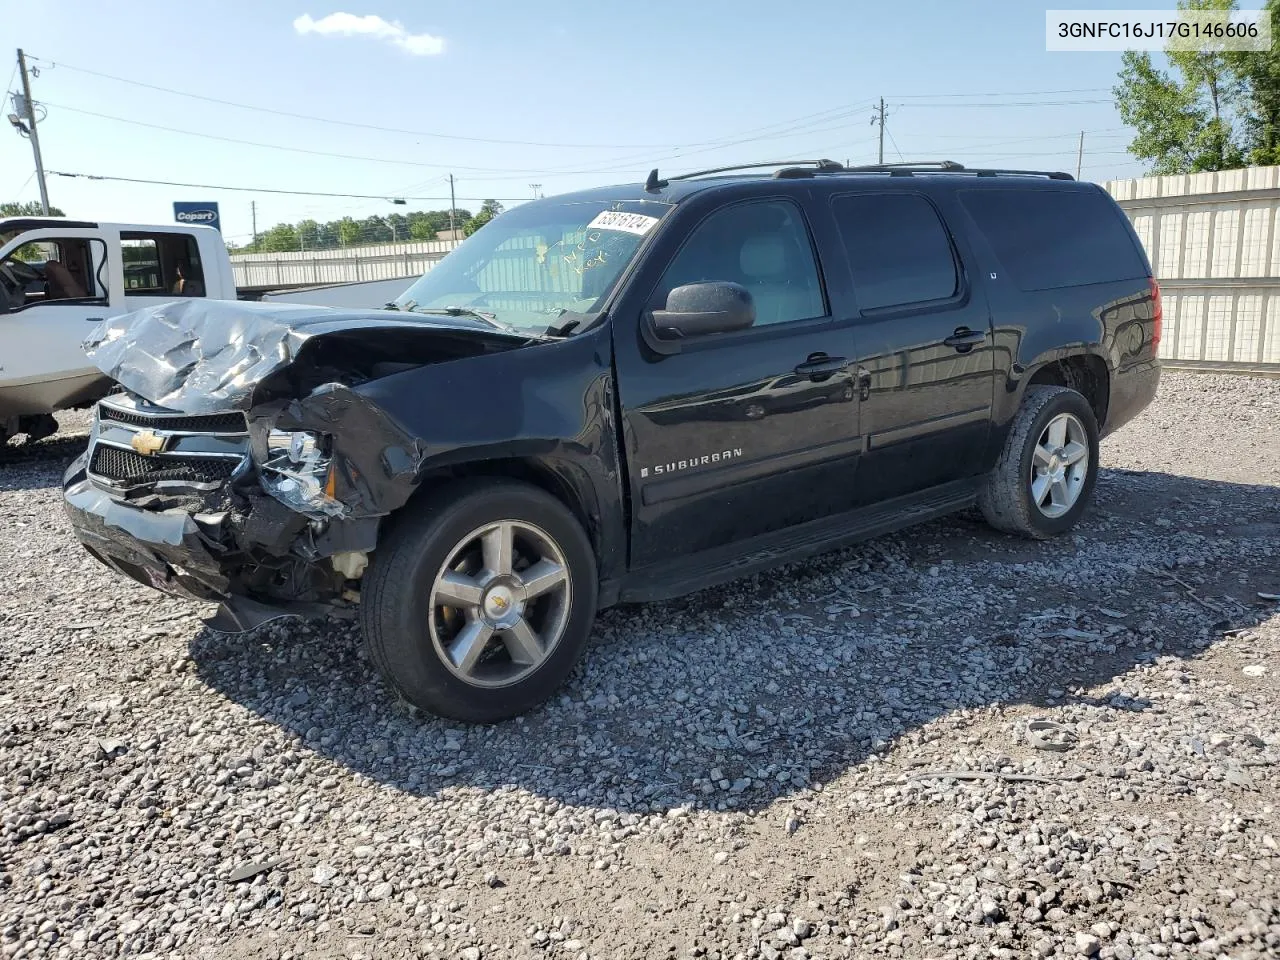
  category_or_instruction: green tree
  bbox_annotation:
[1,201,66,217]
[462,200,504,237]
[337,217,360,247]
[1230,0,1280,164]
[407,212,437,240]
[359,215,393,244]
[297,219,321,251]
[261,223,300,253]
[1113,0,1264,173]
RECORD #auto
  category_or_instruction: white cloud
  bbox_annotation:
[293,12,445,56]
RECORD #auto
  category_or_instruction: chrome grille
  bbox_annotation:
[89,445,240,485]
[98,406,247,434]
[87,393,250,493]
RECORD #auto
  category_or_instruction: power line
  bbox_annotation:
[32,55,876,153]
[43,96,879,182]
[894,87,1112,98]
[885,126,905,163]
[46,170,528,203]
[41,102,547,173]
[904,128,1126,142]
[898,99,1114,108]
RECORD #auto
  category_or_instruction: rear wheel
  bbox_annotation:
[361,480,598,722]
[978,385,1099,539]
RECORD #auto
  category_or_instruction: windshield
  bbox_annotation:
[393,198,672,334]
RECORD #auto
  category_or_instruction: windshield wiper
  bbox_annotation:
[545,309,597,338]
[407,304,523,335]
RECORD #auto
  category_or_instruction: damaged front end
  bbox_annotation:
[63,299,530,631]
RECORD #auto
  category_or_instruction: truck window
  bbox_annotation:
[0,237,108,310]
[958,188,1147,292]
[652,200,826,327]
[121,232,206,297]
[831,193,959,311]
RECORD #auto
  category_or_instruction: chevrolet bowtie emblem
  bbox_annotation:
[130,430,165,456]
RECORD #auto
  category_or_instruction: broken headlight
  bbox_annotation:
[261,429,345,518]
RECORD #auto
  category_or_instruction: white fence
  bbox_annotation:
[230,238,459,289]
[1104,166,1280,366]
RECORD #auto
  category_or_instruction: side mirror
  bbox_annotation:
[650,282,756,340]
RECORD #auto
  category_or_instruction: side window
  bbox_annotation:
[653,200,825,327]
[121,237,162,292]
[0,237,108,310]
[958,188,1147,292]
[121,232,207,297]
[832,193,959,311]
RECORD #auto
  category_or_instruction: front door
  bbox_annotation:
[616,196,863,569]
[0,228,113,411]
[824,190,995,504]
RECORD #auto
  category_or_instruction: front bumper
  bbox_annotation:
[64,454,234,603]
[63,455,349,631]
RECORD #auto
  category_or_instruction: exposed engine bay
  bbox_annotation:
[65,299,533,627]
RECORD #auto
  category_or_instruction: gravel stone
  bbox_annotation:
[0,379,1277,959]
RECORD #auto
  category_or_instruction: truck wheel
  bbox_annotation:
[361,479,598,723]
[978,385,1099,540]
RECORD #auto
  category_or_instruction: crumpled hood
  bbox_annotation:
[84,298,526,413]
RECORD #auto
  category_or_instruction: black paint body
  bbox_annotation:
[63,172,1161,617]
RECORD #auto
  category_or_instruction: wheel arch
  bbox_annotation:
[1022,352,1110,428]
[391,451,622,584]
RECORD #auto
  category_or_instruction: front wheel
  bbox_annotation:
[978,385,1100,539]
[361,480,598,722]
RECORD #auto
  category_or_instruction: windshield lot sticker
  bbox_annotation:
[587,210,660,236]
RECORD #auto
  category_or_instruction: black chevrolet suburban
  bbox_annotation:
[63,160,1161,722]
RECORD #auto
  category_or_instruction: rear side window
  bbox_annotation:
[959,188,1146,291]
[121,232,206,297]
[831,193,958,311]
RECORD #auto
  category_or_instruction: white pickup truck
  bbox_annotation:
[0,217,236,444]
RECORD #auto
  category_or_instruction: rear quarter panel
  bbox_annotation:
[946,182,1159,451]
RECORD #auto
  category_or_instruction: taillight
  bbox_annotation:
[1150,277,1163,354]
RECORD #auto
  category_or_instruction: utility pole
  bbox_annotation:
[448,174,457,239]
[251,201,258,250]
[16,49,50,214]
[1075,130,1085,180]
[871,97,887,165]
[529,183,542,200]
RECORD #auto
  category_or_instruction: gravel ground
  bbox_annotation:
[1,372,1277,960]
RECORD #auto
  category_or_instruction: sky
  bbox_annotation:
[0,0,1246,245]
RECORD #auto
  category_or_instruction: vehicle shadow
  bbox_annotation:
[191,467,1279,815]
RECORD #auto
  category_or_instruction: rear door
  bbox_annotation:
[614,192,863,567]
[824,188,995,504]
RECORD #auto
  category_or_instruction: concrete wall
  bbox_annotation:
[1104,166,1280,366]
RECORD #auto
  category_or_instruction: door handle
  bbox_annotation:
[943,327,986,352]
[794,354,850,381]
[84,317,105,323]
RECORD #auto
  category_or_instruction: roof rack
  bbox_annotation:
[644,160,1074,191]
[646,159,844,191]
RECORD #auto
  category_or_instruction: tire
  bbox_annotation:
[361,479,598,723]
[978,385,1100,540]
